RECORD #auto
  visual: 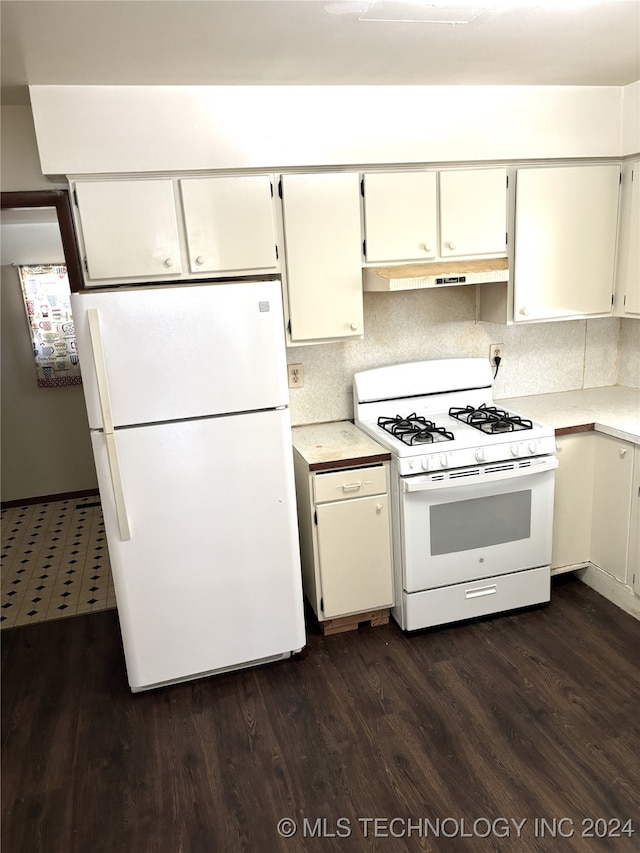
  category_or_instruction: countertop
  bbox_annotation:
[497,385,640,445]
[292,421,391,471]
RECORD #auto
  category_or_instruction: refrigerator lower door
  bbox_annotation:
[92,408,305,691]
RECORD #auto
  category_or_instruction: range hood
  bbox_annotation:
[363,257,509,291]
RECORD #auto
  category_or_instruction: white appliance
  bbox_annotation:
[71,279,305,692]
[353,358,558,631]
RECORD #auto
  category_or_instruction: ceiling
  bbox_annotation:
[1,1,639,106]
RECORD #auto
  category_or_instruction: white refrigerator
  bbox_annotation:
[71,279,306,692]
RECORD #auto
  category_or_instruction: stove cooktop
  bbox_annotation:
[353,358,557,475]
[357,405,555,475]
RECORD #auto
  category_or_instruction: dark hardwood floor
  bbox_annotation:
[2,575,639,852]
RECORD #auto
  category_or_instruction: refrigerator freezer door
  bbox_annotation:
[92,407,305,691]
[71,279,289,429]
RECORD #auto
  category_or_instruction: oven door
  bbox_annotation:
[400,456,558,591]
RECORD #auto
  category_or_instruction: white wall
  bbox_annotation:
[30,85,625,175]
[1,106,97,502]
[1,106,65,191]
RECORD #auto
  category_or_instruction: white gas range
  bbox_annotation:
[353,358,558,632]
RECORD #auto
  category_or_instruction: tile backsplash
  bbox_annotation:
[287,287,637,426]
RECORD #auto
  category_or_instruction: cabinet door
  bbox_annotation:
[74,179,182,280]
[615,160,640,316]
[513,165,620,321]
[180,176,278,274]
[316,494,393,619]
[363,171,437,262]
[439,168,507,258]
[281,172,363,342]
[551,433,594,570]
[591,434,634,584]
[629,449,640,595]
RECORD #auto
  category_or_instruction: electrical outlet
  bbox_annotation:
[489,344,505,367]
[288,363,304,388]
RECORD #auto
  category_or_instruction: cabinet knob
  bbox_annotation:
[350,322,358,331]
[519,306,529,316]
[376,503,383,513]
[195,256,205,266]
[424,244,432,253]
[620,448,627,458]
[447,240,456,250]
[163,258,174,268]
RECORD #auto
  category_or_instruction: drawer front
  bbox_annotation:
[313,465,388,504]
[403,566,550,631]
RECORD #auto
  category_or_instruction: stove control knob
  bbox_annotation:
[511,443,521,457]
[439,454,449,468]
[422,458,432,471]
[528,439,539,454]
[475,448,487,463]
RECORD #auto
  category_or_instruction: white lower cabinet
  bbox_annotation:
[553,431,638,592]
[551,433,595,570]
[292,423,393,624]
[591,433,635,584]
[315,489,392,618]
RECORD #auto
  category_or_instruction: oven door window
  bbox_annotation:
[400,468,555,591]
[430,490,531,555]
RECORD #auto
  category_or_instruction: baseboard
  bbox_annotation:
[1,489,100,509]
[576,563,640,621]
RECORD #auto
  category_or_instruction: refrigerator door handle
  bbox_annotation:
[104,433,131,541]
[87,308,131,541]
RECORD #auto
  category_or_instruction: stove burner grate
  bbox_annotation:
[448,403,533,434]
[378,414,455,446]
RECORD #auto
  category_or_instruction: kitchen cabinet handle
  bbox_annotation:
[620,448,627,458]
[519,306,530,316]
[424,244,432,253]
[350,322,358,331]
[342,482,362,492]
[447,240,456,250]
[195,255,205,266]
[163,257,174,268]
[87,308,131,542]
[376,503,384,513]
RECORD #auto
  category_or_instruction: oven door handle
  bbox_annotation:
[402,456,558,492]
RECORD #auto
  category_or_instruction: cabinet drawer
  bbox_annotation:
[313,465,388,504]
[403,566,550,631]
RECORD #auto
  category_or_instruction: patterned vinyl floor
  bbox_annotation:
[1,496,116,629]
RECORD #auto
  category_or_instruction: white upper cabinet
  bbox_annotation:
[513,164,620,322]
[362,167,507,265]
[363,171,437,263]
[72,174,280,286]
[74,179,183,281]
[281,172,363,343]
[439,168,508,258]
[614,160,640,317]
[179,175,278,274]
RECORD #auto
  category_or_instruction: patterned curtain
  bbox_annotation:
[18,264,82,388]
